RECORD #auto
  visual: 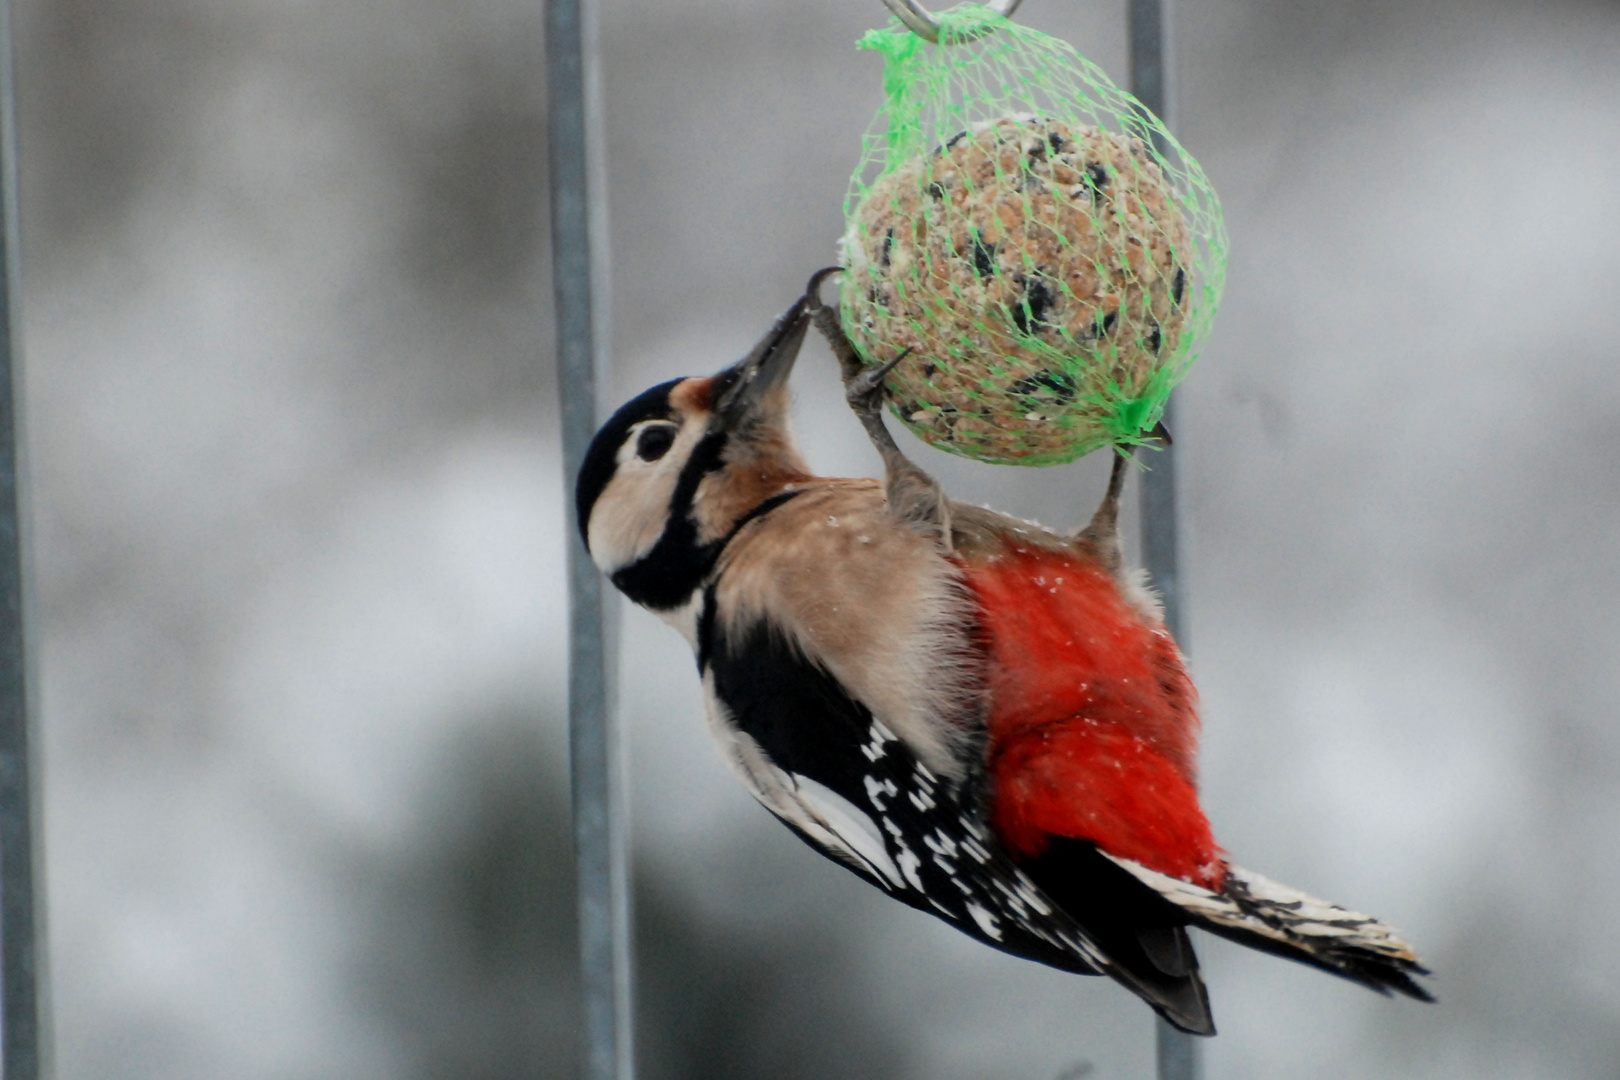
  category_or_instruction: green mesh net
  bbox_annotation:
[839,5,1226,465]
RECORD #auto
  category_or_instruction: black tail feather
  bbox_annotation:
[1023,838,1217,1036]
[1194,915,1434,1002]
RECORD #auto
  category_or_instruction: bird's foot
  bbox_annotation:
[1077,447,1131,574]
[805,268,952,550]
[844,347,911,420]
[805,266,862,379]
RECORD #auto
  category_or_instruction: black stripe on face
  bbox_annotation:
[575,379,682,549]
[610,444,806,613]
[695,584,717,672]
[608,428,729,610]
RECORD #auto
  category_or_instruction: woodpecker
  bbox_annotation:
[575,276,1432,1034]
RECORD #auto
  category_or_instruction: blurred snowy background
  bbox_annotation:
[18,0,1620,1076]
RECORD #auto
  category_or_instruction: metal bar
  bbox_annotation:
[1128,0,1175,135]
[545,1,633,1078]
[1155,1014,1200,1080]
[1130,1,1200,1078]
[1139,392,1183,646]
[0,1,42,1076]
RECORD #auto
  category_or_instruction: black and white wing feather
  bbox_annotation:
[699,599,1112,974]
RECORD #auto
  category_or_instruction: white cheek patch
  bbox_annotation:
[586,420,705,574]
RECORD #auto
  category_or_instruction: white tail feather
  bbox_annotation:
[1101,853,1424,969]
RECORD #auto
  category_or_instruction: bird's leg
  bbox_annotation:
[1077,447,1130,576]
[805,269,952,548]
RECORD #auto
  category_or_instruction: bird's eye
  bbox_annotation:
[635,425,676,462]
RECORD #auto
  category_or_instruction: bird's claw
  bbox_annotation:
[805,265,843,305]
[805,267,865,381]
[845,348,911,416]
[804,267,900,421]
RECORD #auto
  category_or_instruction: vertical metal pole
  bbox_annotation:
[0,2,41,1077]
[546,2,633,1079]
[0,3,40,1079]
[1130,2,1200,1079]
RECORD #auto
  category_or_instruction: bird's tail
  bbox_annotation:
[1102,854,1434,1001]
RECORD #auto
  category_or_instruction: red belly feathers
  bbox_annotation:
[962,545,1226,890]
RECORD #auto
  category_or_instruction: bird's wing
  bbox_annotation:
[699,594,1110,978]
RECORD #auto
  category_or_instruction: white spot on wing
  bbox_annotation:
[895,843,925,891]
[864,774,898,807]
[790,774,905,889]
[861,721,896,763]
[965,901,1002,940]
[700,674,903,889]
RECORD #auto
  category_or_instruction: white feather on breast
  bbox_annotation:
[709,480,984,780]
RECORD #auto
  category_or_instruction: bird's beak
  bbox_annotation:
[713,298,810,427]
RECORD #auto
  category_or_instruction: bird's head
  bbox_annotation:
[575,298,813,610]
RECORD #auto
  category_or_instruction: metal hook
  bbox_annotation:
[881,0,1023,44]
